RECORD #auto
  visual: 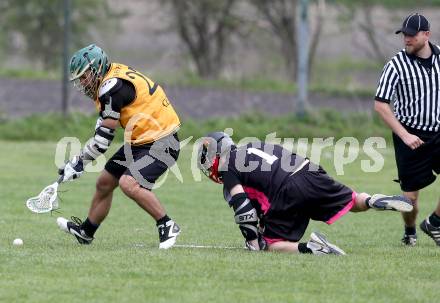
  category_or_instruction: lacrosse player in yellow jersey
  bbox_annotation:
[57,44,181,249]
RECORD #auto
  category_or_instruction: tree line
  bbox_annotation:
[0,0,439,80]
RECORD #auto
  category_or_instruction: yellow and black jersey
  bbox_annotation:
[95,63,180,145]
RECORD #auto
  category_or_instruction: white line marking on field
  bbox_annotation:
[132,243,243,250]
[174,244,243,250]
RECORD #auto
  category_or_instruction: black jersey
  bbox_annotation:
[221,142,354,242]
[221,142,309,213]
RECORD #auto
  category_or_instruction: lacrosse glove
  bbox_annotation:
[245,233,268,251]
[58,155,84,182]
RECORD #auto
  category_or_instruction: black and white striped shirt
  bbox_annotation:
[375,42,440,132]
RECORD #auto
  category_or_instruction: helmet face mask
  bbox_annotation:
[72,68,101,99]
[197,132,235,184]
[69,44,109,99]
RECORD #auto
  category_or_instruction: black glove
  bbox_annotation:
[231,193,259,241]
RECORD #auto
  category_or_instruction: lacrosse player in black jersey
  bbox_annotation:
[197,132,413,255]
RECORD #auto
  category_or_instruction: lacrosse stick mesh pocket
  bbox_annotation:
[26,185,59,213]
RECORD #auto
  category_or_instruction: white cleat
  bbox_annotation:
[307,232,346,256]
[57,216,93,245]
[157,220,181,249]
[368,194,413,212]
[57,217,69,232]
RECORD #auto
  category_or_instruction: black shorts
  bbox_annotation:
[393,126,440,192]
[261,166,354,243]
[105,133,180,190]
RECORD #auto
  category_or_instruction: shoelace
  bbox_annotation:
[71,216,83,226]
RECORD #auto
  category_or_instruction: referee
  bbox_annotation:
[375,13,440,246]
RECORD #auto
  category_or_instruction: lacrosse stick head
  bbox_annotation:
[26,182,60,214]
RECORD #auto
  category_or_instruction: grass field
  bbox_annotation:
[0,141,439,303]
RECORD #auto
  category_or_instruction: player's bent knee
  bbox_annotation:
[119,175,141,197]
[267,241,300,253]
[96,175,118,194]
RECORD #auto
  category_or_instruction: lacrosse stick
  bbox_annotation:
[26,175,64,214]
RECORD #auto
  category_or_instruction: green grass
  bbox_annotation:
[0,110,392,143]
[0,60,376,97]
[309,58,382,97]
[161,72,298,94]
[155,58,379,97]
[157,71,375,97]
[0,141,439,302]
[0,68,59,80]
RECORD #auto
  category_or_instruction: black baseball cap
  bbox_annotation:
[395,13,430,36]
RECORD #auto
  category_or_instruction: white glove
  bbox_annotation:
[245,239,260,251]
[58,156,84,182]
[245,234,267,251]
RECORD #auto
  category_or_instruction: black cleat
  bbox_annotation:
[420,218,440,246]
[157,220,181,249]
[401,233,417,246]
[57,216,93,245]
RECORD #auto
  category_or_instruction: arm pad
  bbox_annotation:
[81,125,115,164]
[230,193,259,241]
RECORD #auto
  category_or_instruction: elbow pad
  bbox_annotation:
[81,125,115,163]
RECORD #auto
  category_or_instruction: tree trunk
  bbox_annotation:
[359,5,387,63]
[168,0,237,79]
[308,0,325,78]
